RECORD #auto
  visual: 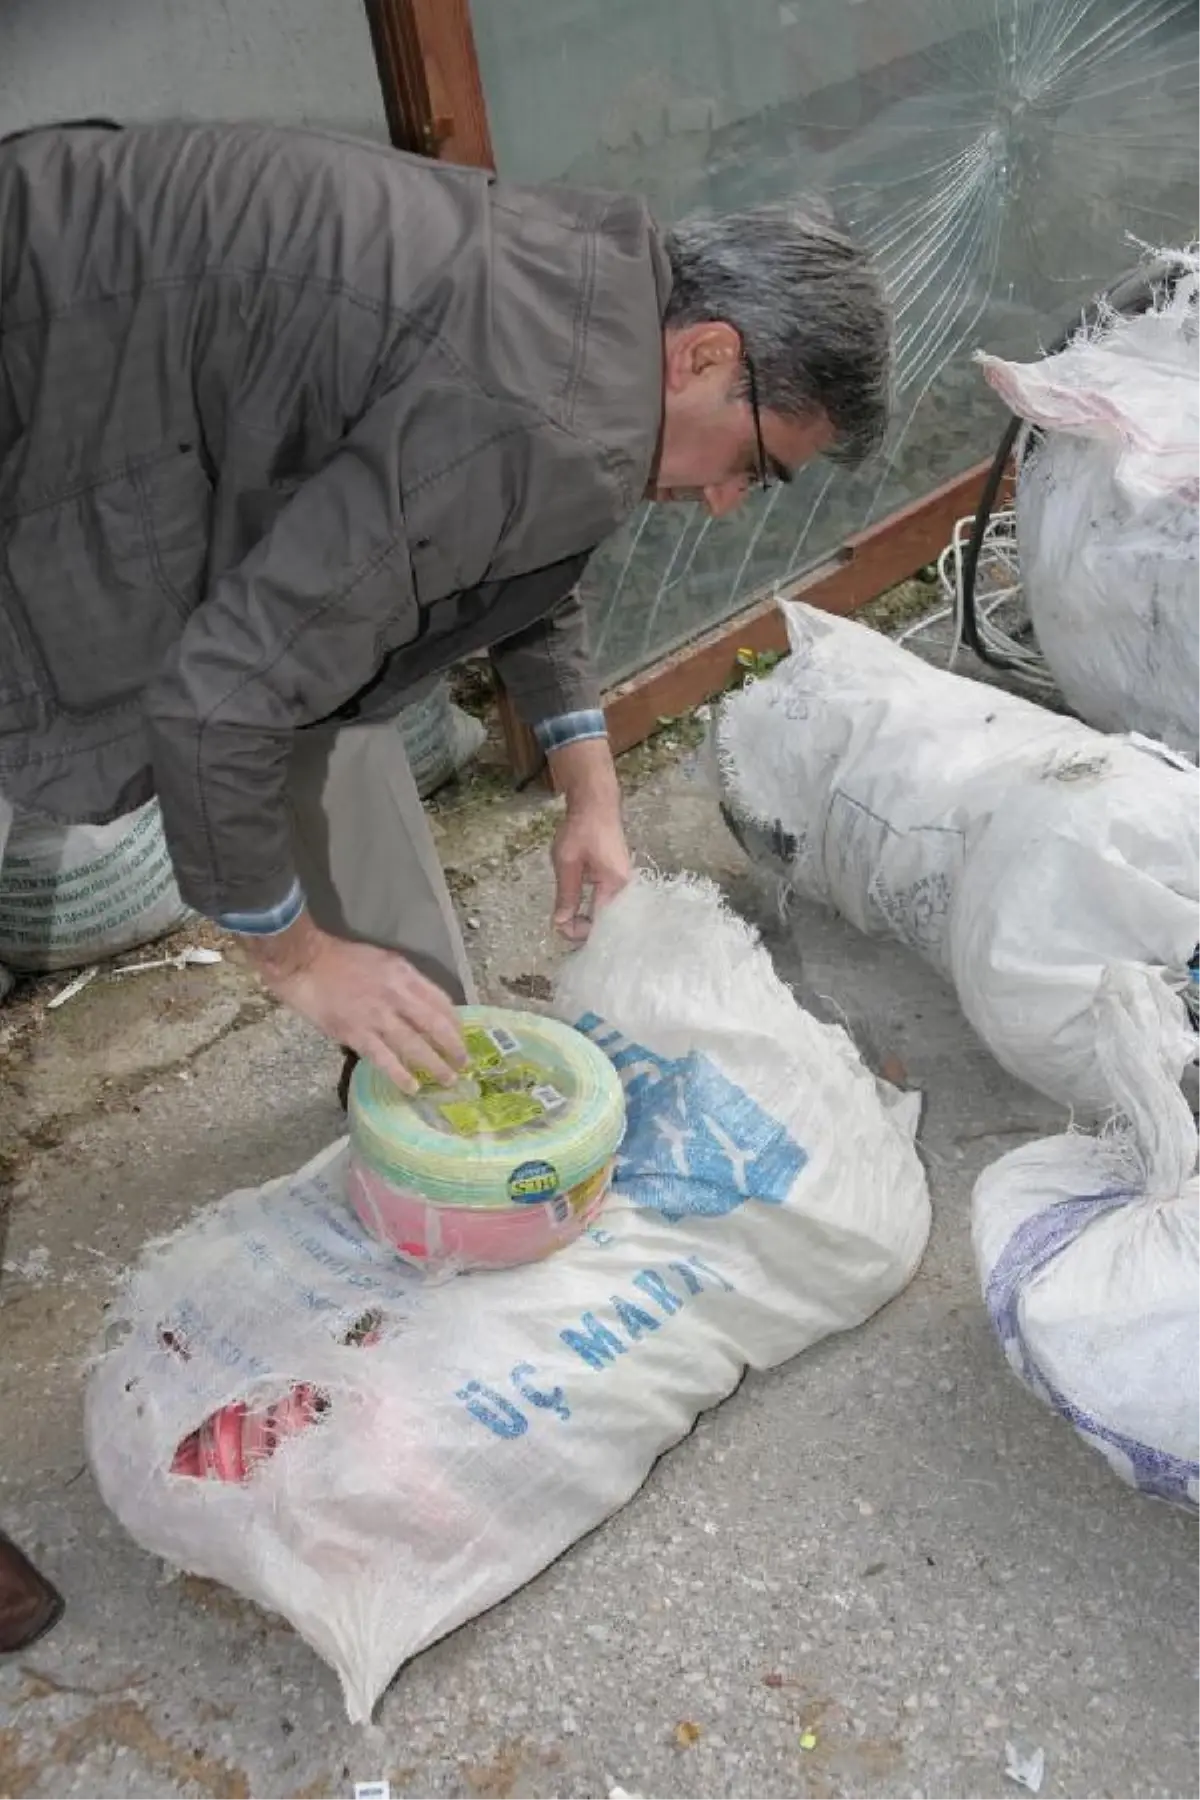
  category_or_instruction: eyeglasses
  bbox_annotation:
[743,351,770,491]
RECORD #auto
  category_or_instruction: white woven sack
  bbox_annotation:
[717,604,1198,1123]
[972,1128,1198,1511]
[397,678,486,799]
[0,800,191,974]
[982,257,1199,759]
[85,875,930,1720]
[720,602,1199,1504]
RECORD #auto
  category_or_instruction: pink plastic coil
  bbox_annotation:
[345,1154,613,1273]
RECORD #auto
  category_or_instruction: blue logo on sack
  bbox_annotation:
[576,1013,807,1223]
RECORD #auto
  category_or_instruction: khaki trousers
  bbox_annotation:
[286,723,477,1006]
[0,724,474,1005]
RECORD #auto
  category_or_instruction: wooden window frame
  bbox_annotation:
[363,2,998,780]
[363,0,494,166]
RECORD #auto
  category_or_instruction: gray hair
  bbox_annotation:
[662,202,892,466]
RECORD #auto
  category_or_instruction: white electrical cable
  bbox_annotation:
[896,509,1059,698]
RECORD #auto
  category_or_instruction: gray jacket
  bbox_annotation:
[0,123,667,915]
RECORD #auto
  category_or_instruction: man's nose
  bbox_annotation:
[702,480,749,520]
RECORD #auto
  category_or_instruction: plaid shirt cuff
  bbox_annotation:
[532,709,608,755]
[214,878,306,937]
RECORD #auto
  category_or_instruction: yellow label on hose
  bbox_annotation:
[478,1090,544,1131]
[439,1090,545,1136]
[463,1026,505,1074]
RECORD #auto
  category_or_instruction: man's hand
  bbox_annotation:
[242,912,467,1095]
[547,736,633,941]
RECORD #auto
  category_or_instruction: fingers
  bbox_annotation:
[361,1033,422,1097]
[557,892,590,936]
[397,958,462,1029]
[558,912,591,943]
[553,851,584,937]
[591,862,631,915]
[368,1017,459,1091]
[561,871,615,943]
[554,887,592,941]
[363,968,466,1092]
[391,963,468,1070]
[274,933,471,1096]
[554,845,632,941]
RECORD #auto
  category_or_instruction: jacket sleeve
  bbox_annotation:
[143,409,420,918]
[488,579,602,726]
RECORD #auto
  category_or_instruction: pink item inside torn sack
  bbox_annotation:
[166,1318,381,1485]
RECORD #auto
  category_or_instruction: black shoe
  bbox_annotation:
[0,1531,64,1654]
[337,1049,359,1113]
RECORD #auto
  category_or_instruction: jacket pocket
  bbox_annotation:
[0,447,212,718]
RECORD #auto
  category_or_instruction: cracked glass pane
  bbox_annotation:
[470,0,1198,684]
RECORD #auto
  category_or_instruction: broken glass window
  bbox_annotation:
[470,0,1198,684]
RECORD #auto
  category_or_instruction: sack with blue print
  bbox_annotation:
[85,874,930,1721]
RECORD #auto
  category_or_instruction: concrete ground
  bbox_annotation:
[0,735,1196,1800]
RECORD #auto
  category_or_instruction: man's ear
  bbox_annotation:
[663,320,741,394]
